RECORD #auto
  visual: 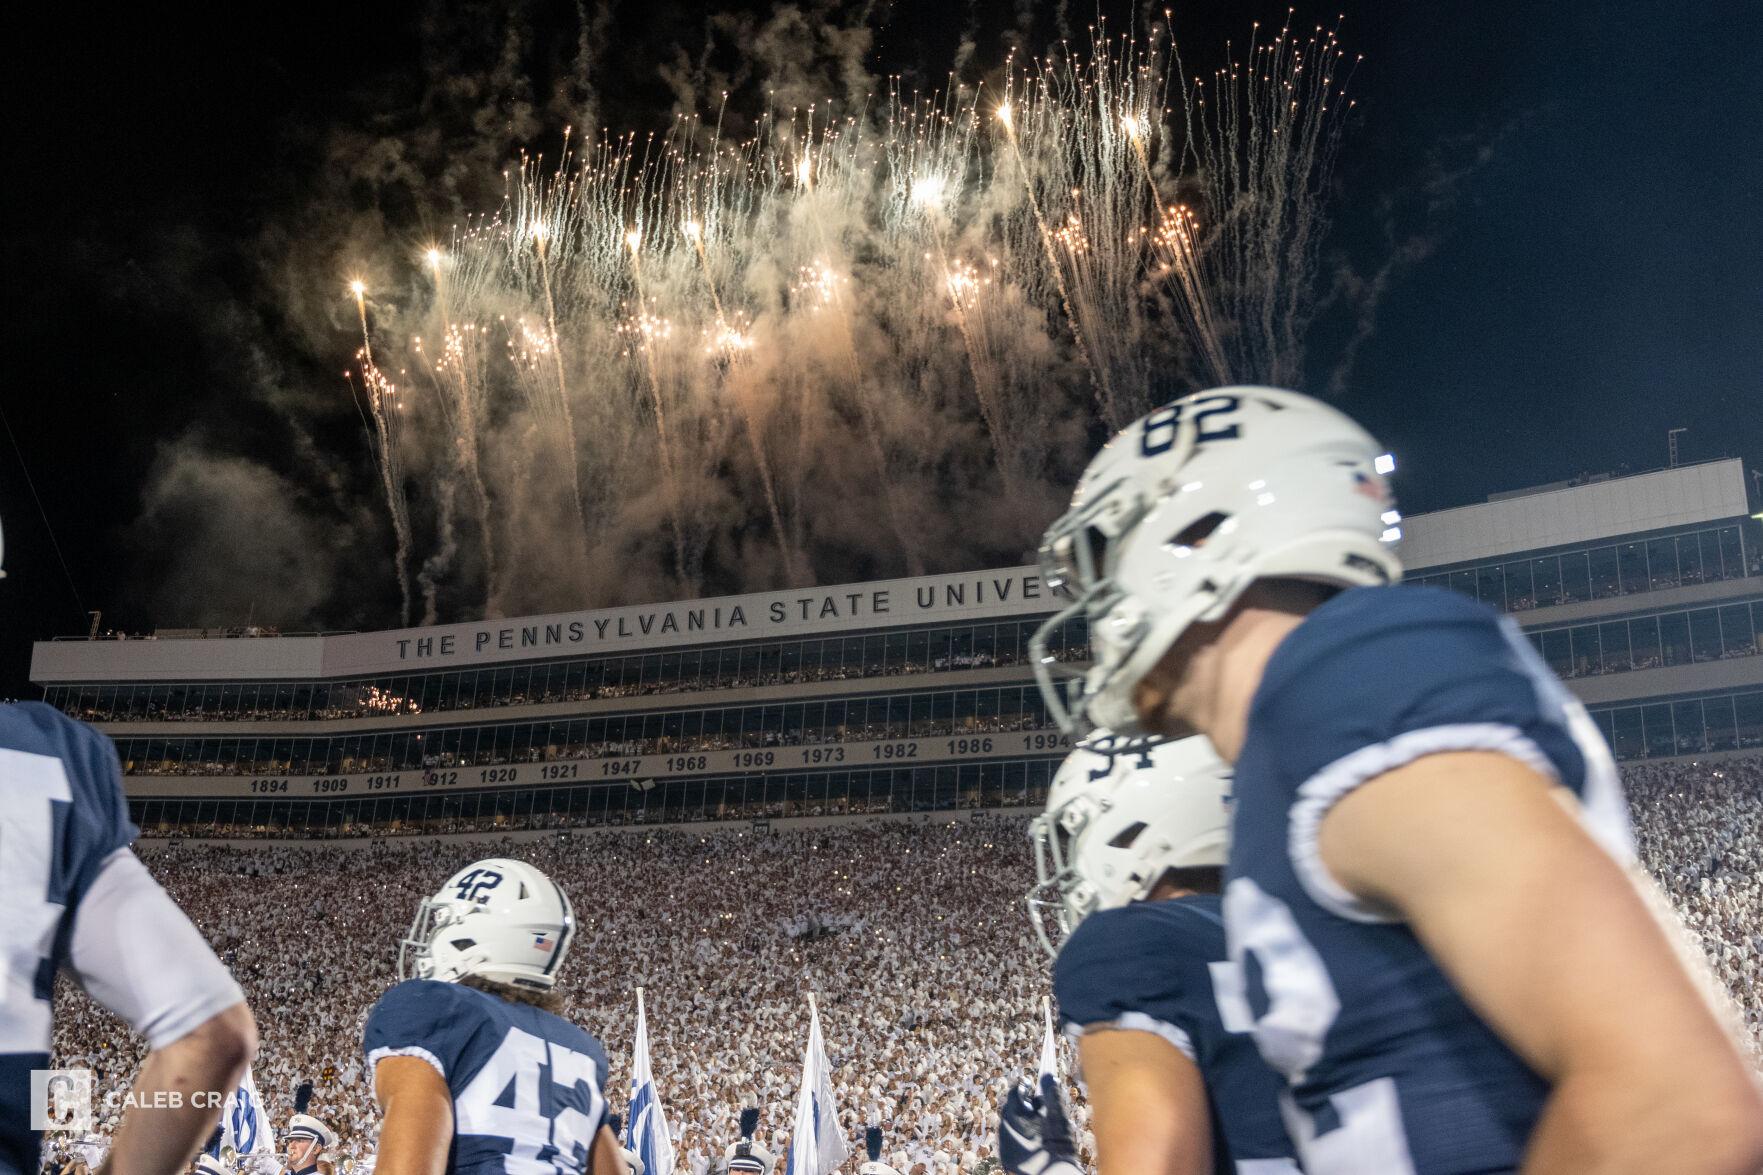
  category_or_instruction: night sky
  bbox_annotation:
[2,0,1760,697]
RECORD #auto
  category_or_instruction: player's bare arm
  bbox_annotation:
[70,845,257,1175]
[373,1055,455,1175]
[1319,750,1763,1175]
[97,1001,256,1175]
[1076,1029,1214,1175]
[590,1125,631,1175]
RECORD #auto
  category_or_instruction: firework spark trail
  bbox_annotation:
[351,281,414,626]
[337,19,1358,615]
[623,226,692,586]
[684,216,799,583]
[1180,11,1357,387]
[992,91,1119,427]
[884,83,1024,491]
[783,111,926,577]
[416,476,458,626]
[421,248,500,608]
[531,221,592,554]
[1123,115,1231,386]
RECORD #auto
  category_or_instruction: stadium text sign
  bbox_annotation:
[122,730,1075,799]
[368,567,1051,670]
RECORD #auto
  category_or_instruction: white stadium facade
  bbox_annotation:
[29,458,1763,839]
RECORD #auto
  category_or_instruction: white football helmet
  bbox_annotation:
[400,858,577,990]
[1031,387,1402,735]
[1026,732,1233,957]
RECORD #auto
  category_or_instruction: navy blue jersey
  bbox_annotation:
[1055,897,1298,1174]
[0,703,137,1175]
[364,979,611,1175]
[1224,585,1631,1173]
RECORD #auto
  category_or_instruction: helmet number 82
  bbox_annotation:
[1141,394,1242,457]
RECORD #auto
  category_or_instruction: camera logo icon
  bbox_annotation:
[31,1069,94,1133]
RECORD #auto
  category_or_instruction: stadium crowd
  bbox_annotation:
[44,756,1763,1173]
[1623,756,1763,1056]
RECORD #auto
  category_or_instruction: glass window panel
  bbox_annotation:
[1641,703,1675,758]
[1628,615,1661,671]
[1659,612,1691,666]
[1689,609,1722,662]
[1735,692,1763,749]
[1531,557,1562,607]
[1540,629,1572,678]
[1718,524,1748,578]
[1587,546,1620,599]
[1676,533,1704,585]
[1615,543,1648,595]
[1474,565,1504,609]
[1597,622,1631,673]
[1719,605,1756,657]
[1560,552,1591,603]
[1646,538,1679,590]
[907,629,930,673]
[1671,701,1706,754]
[1704,696,1737,751]
[1503,561,1535,611]
[1568,626,1600,678]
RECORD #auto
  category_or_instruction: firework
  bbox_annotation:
[339,18,1358,613]
[348,280,415,625]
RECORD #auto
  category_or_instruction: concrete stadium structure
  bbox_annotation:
[31,459,1763,836]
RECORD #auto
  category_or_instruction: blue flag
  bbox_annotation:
[626,988,676,1175]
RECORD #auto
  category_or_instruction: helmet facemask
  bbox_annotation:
[399,897,465,982]
[1032,485,1238,738]
[1025,797,1104,958]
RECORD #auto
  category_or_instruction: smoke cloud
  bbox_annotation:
[129,2,1375,631]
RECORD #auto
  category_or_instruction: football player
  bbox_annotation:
[1006,734,1295,1175]
[1,508,258,1175]
[1029,386,1763,1172]
[363,858,625,1175]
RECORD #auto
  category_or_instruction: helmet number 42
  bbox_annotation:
[1141,394,1242,456]
[454,867,504,902]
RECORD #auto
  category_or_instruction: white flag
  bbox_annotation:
[1037,996,1059,1084]
[210,1065,274,1165]
[628,989,676,1175]
[786,995,849,1175]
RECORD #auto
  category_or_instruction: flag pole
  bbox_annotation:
[1037,995,1059,1082]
